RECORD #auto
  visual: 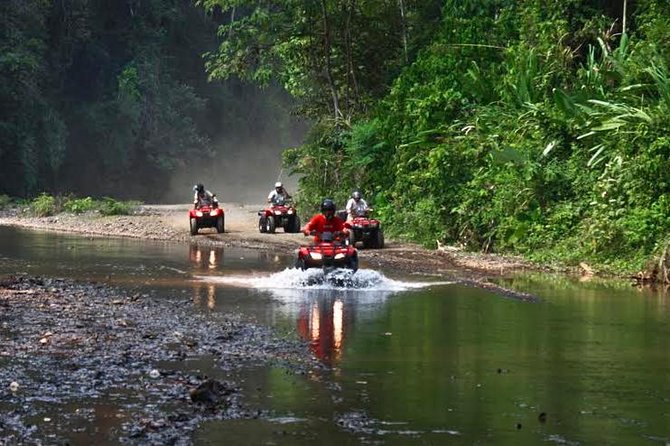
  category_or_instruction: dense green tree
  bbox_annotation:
[248,0,670,273]
[200,0,442,121]
[0,0,301,199]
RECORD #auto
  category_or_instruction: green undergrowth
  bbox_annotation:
[28,194,141,217]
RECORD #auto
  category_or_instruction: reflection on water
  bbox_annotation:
[191,282,218,310]
[296,296,348,366]
[189,244,224,271]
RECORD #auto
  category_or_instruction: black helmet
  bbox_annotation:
[321,198,336,216]
[352,190,362,201]
[196,183,204,193]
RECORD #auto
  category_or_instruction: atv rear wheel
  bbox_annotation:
[375,229,385,249]
[216,215,225,233]
[258,216,267,233]
[190,218,198,235]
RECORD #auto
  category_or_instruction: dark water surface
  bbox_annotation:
[1,226,670,445]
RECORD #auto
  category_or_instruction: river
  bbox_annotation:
[1,226,669,445]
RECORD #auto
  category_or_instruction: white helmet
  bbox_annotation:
[275,182,283,188]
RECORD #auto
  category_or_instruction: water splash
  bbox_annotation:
[196,268,451,291]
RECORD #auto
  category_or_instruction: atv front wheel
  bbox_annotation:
[258,216,267,233]
[349,231,357,248]
[266,216,276,233]
[216,215,225,233]
[288,215,301,233]
[347,254,359,272]
[190,218,198,235]
[294,258,306,270]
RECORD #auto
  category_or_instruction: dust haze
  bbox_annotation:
[164,141,302,206]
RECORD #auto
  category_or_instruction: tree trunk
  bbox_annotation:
[345,0,361,115]
[319,0,341,119]
[398,0,408,63]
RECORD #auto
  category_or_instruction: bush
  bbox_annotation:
[98,197,141,216]
[31,193,57,217]
[0,195,12,210]
[63,196,96,214]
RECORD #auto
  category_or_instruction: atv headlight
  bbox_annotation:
[309,252,322,260]
[334,253,345,260]
[210,210,218,216]
[287,209,294,214]
[196,211,203,217]
[274,210,282,215]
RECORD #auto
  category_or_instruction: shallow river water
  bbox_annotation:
[1,226,670,445]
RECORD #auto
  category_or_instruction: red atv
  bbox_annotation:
[345,209,384,249]
[295,231,358,273]
[189,201,225,235]
[258,197,301,233]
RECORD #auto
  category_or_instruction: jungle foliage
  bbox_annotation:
[5,0,670,274]
[205,0,670,273]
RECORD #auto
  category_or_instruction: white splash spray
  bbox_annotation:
[196,267,451,291]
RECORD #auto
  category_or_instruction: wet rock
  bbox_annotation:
[0,274,314,445]
[189,379,235,407]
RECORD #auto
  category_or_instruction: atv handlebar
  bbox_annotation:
[303,229,349,238]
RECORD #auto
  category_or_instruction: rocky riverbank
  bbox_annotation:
[0,275,315,445]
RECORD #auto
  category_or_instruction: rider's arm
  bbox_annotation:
[303,215,322,235]
[335,218,349,233]
[303,217,313,235]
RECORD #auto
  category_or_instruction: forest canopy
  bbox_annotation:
[0,0,302,200]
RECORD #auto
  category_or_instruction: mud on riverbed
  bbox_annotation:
[0,275,315,445]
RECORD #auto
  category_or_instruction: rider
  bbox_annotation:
[193,183,218,209]
[267,181,291,205]
[345,190,369,221]
[303,198,349,243]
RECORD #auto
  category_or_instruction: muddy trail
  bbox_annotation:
[0,203,544,297]
[0,275,315,445]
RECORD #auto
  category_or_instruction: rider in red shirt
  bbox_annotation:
[303,198,349,243]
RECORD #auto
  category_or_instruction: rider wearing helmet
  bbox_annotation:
[303,198,349,242]
[193,183,219,209]
[345,190,369,221]
[267,181,291,205]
